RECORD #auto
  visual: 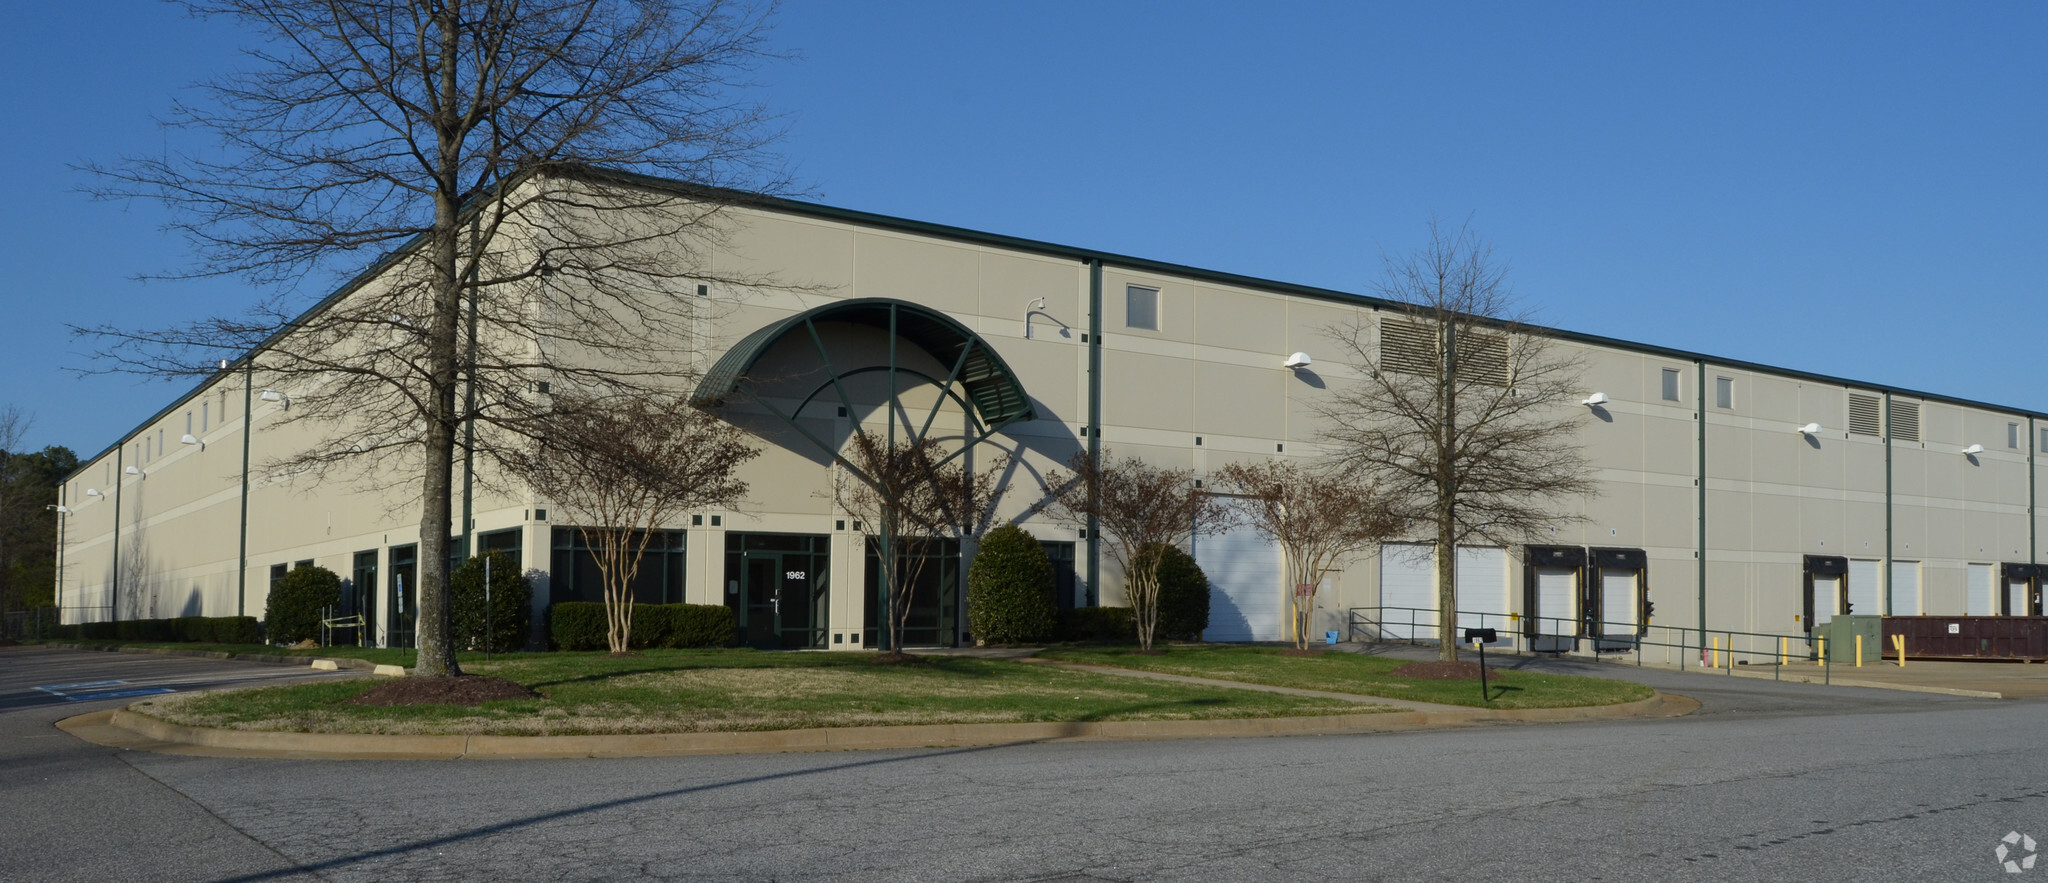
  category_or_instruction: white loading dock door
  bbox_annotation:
[1813,575,1842,629]
[1600,571,1639,635]
[1456,546,1511,639]
[1847,559,1881,618]
[1378,543,1436,640]
[2009,573,2032,616]
[1967,564,1996,617]
[1196,497,1283,643]
[1889,561,1920,616]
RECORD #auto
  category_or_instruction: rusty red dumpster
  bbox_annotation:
[1883,617,2048,661]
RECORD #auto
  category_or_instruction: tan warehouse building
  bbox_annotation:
[52,170,2048,658]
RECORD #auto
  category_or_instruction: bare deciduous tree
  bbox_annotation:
[1046,449,1226,652]
[76,0,785,676]
[509,394,756,654]
[832,431,1005,659]
[1213,459,1400,650]
[1319,219,1594,661]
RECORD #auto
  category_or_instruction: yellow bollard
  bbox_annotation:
[1710,636,1718,669]
[1855,634,1863,667]
[1819,636,1826,664]
[1779,636,1786,667]
[1894,634,1907,667]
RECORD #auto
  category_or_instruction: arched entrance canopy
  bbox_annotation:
[691,298,1037,462]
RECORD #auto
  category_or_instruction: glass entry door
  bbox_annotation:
[726,534,830,650]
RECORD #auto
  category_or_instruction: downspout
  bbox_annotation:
[2031,416,2037,565]
[1086,259,1102,607]
[112,444,123,622]
[55,485,66,618]
[238,362,253,618]
[1695,360,1706,651]
[459,217,479,564]
[1884,392,1894,615]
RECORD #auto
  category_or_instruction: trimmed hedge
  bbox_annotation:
[451,552,533,653]
[550,601,736,651]
[1059,606,1135,642]
[264,565,342,644]
[56,616,261,644]
[966,525,1059,645]
[1152,544,1212,641]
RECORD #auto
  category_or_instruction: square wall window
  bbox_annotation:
[1125,285,1159,331]
[1715,376,1734,410]
[1660,368,1681,402]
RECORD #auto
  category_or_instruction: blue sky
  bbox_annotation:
[2,2,2042,454]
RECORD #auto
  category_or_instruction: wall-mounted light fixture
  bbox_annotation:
[260,389,290,409]
[1283,352,1312,369]
[84,488,103,498]
[181,433,205,451]
[1797,423,1822,436]
[1582,392,1609,406]
[125,466,145,478]
[1963,444,1986,455]
[48,504,70,514]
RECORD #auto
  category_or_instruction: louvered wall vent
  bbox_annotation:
[1378,319,1510,386]
[1889,399,1921,442]
[1848,393,1882,437]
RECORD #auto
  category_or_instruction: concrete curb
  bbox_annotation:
[77,692,1697,761]
[45,642,388,673]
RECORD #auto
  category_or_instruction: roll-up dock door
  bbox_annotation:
[2002,564,2041,616]
[1524,546,1585,653]
[1847,559,1881,618]
[1378,543,1436,640]
[1589,548,1648,651]
[1805,555,1848,636]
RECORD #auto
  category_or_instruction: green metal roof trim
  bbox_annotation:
[692,298,1037,428]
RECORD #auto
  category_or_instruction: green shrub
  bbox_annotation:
[1152,544,1211,641]
[966,525,1058,645]
[451,552,533,652]
[1059,606,1135,642]
[264,565,342,644]
[550,601,735,651]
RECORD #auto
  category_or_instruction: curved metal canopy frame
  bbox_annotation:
[690,298,1038,471]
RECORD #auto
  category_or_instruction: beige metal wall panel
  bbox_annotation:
[852,231,981,316]
[1194,285,1287,352]
[714,212,855,290]
[1100,349,1193,432]
[1192,361,1286,440]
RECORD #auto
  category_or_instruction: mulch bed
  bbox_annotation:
[870,651,926,665]
[1388,660,1488,681]
[346,675,539,707]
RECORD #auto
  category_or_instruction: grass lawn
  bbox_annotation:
[134,648,1385,736]
[1037,645,1655,709]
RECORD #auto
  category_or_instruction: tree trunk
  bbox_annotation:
[1435,497,1458,662]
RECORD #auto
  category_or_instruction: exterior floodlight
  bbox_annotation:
[1963,444,1986,455]
[125,466,144,477]
[181,433,204,450]
[1283,352,1312,368]
[218,359,230,370]
[260,389,290,408]
[85,488,103,498]
[52,505,71,514]
[1582,392,1609,406]
[1797,423,1822,435]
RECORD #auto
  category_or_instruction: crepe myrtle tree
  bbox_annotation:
[1046,449,1228,652]
[77,0,788,676]
[832,430,1006,659]
[509,394,756,655]
[1213,459,1400,650]
[1319,219,1594,661]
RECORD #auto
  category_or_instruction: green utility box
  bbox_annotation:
[1821,615,1883,664]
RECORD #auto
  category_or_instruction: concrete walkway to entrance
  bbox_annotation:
[1340,639,2048,699]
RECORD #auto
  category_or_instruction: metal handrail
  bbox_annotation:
[1347,605,1839,682]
